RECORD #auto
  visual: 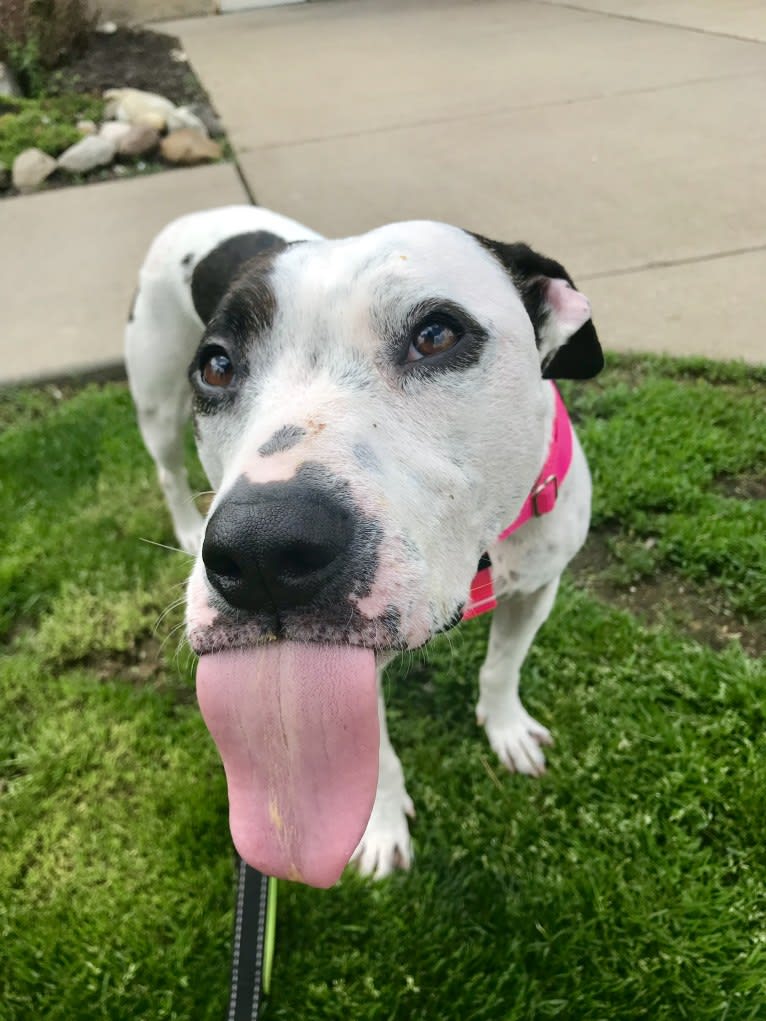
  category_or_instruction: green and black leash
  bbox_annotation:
[227,858,277,1021]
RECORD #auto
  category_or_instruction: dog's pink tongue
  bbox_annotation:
[196,643,378,888]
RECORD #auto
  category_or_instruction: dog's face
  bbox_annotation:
[185,222,600,655]
[184,221,601,887]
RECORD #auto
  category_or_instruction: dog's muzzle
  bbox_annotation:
[202,476,355,614]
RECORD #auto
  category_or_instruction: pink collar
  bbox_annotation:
[463,383,573,620]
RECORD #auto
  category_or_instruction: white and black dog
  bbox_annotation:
[126,206,603,887]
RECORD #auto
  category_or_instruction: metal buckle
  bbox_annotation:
[531,474,558,517]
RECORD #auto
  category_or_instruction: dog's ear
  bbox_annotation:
[471,233,603,379]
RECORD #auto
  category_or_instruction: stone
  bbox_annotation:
[0,161,9,190]
[99,121,133,145]
[103,87,175,131]
[77,119,98,136]
[160,129,222,166]
[132,111,166,133]
[96,21,118,34]
[0,61,21,97]
[58,135,116,174]
[117,124,160,158]
[12,148,57,192]
[166,105,209,137]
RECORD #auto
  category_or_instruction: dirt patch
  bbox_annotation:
[571,532,764,658]
[88,635,197,704]
[51,27,210,108]
[714,472,766,501]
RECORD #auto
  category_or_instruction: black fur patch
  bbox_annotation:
[436,604,465,634]
[542,318,602,380]
[191,230,287,325]
[258,425,306,457]
[477,551,492,572]
[470,233,603,380]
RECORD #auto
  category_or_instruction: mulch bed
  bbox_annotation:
[1,26,225,197]
[51,26,211,108]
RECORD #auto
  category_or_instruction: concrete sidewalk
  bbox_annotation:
[1,0,764,386]
[166,0,766,365]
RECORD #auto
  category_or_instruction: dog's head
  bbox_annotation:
[185,221,601,885]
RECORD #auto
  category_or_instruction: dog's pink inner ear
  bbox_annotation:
[544,278,592,341]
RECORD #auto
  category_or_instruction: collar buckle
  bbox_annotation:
[531,474,559,517]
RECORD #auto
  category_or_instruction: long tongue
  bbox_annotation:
[196,643,378,888]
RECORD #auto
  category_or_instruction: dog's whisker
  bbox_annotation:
[174,635,197,676]
[154,597,187,631]
[158,619,187,651]
[186,490,214,509]
[138,536,193,559]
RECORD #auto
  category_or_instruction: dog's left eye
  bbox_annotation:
[200,348,234,388]
[407,320,461,361]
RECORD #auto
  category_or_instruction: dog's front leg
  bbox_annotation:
[350,663,415,880]
[476,578,559,777]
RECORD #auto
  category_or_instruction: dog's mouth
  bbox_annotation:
[196,641,379,887]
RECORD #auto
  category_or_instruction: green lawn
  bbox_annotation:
[1,356,764,1020]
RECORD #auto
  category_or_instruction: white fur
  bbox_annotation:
[126,206,596,880]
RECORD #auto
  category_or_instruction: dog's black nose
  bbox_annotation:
[202,476,355,613]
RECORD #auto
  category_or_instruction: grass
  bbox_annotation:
[1,355,764,1019]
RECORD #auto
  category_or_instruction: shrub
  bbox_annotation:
[0,0,96,94]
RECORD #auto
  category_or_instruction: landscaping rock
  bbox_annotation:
[103,87,175,131]
[12,148,58,191]
[166,105,209,136]
[77,119,98,136]
[99,121,133,145]
[0,161,9,190]
[117,124,160,158]
[58,135,116,174]
[0,61,21,97]
[133,111,166,132]
[160,129,222,166]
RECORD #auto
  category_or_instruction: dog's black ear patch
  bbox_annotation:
[470,233,603,380]
[540,318,603,380]
[191,231,287,324]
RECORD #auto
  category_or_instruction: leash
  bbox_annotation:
[227,857,277,1021]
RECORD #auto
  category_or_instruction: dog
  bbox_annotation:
[125,205,603,888]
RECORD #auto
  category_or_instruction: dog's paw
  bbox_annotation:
[477,699,553,777]
[349,788,415,880]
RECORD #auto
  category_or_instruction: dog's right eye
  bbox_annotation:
[200,348,234,388]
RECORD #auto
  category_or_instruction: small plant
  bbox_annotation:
[0,0,95,95]
[5,36,46,97]
[0,93,103,164]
